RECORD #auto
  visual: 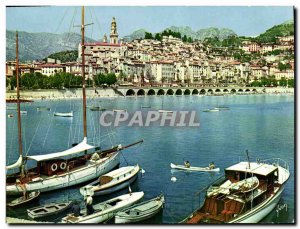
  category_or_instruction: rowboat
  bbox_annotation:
[90,107,106,111]
[80,165,140,196]
[141,105,151,109]
[203,108,220,112]
[115,194,165,224]
[37,107,51,111]
[27,201,73,219]
[7,191,40,208]
[20,111,27,115]
[7,114,14,118]
[158,110,173,113]
[181,157,290,224]
[61,192,144,224]
[214,106,230,110]
[113,109,127,113]
[54,112,73,117]
[170,163,220,172]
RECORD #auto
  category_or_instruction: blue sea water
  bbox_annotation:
[6,94,294,223]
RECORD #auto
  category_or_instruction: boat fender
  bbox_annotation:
[51,163,58,172]
[60,162,67,170]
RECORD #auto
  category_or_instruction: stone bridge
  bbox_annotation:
[116,87,263,97]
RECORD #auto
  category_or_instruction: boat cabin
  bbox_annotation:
[186,161,280,224]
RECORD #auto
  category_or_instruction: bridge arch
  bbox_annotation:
[175,89,183,95]
[147,89,156,96]
[245,88,250,92]
[184,89,191,95]
[192,89,199,95]
[215,88,221,93]
[238,89,244,92]
[207,89,213,94]
[126,89,135,96]
[200,89,206,94]
[157,89,165,95]
[137,89,145,96]
[231,89,236,93]
[252,88,257,92]
[166,89,174,95]
[223,89,229,93]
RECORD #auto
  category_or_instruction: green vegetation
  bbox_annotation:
[8,72,117,90]
[144,29,193,43]
[250,76,294,87]
[254,22,294,44]
[278,62,292,71]
[44,50,78,63]
[94,73,117,86]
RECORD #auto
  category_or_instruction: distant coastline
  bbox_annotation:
[6,87,294,101]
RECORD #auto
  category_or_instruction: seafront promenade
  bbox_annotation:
[6,87,294,100]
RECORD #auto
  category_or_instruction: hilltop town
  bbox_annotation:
[6,18,294,90]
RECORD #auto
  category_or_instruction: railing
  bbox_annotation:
[260,158,289,171]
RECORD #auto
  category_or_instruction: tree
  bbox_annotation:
[106,73,117,85]
[144,32,153,39]
[182,35,188,42]
[154,33,161,41]
[187,37,193,43]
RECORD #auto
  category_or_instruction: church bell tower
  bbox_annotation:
[110,17,118,44]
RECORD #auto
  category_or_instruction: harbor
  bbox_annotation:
[6,94,294,223]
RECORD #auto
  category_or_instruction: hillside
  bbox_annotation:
[45,50,78,63]
[6,30,96,61]
[124,26,237,41]
[255,21,294,43]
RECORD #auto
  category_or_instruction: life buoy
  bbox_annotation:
[60,162,67,170]
[51,163,58,172]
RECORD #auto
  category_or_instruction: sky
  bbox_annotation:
[6,6,294,40]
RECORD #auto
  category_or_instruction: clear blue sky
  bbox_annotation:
[6,6,294,40]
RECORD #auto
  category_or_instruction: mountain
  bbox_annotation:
[123,29,148,41]
[45,50,78,63]
[6,30,96,61]
[255,20,294,43]
[124,26,237,41]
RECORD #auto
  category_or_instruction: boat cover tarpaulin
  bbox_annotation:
[6,155,23,170]
[27,138,95,161]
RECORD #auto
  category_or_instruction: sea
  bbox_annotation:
[6,94,295,224]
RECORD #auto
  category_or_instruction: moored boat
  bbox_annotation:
[7,191,40,208]
[61,192,144,224]
[203,108,219,112]
[90,106,106,111]
[158,110,173,113]
[181,157,290,224]
[27,201,73,219]
[170,163,220,172]
[54,112,73,117]
[115,194,165,224]
[214,106,230,110]
[80,164,140,196]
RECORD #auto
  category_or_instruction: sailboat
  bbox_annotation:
[158,97,173,113]
[6,7,143,196]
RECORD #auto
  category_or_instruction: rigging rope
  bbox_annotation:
[54,7,69,34]
[26,112,44,155]
[42,106,56,147]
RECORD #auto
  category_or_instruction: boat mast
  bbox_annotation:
[81,6,87,139]
[16,31,24,176]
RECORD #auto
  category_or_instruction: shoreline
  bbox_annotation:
[6,87,294,101]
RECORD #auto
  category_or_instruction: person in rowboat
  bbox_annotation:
[71,201,81,217]
[184,160,190,168]
[85,195,94,215]
[16,179,29,199]
[209,162,215,170]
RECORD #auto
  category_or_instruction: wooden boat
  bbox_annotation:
[7,191,40,208]
[6,11,143,196]
[54,112,73,117]
[20,111,27,115]
[27,201,73,219]
[115,194,165,224]
[90,106,106,111]
[7,114,14,118]
[170,163,220,172]
[80,164,140,196]
[37,107,51,111]
[61,192,144,224]
[181,157,290,224]
[141,105,151,109]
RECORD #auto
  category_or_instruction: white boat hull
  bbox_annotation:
[170,163,220,172]
[6,153,120,195]
[62,192,144,224]
[230,185,284,223]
